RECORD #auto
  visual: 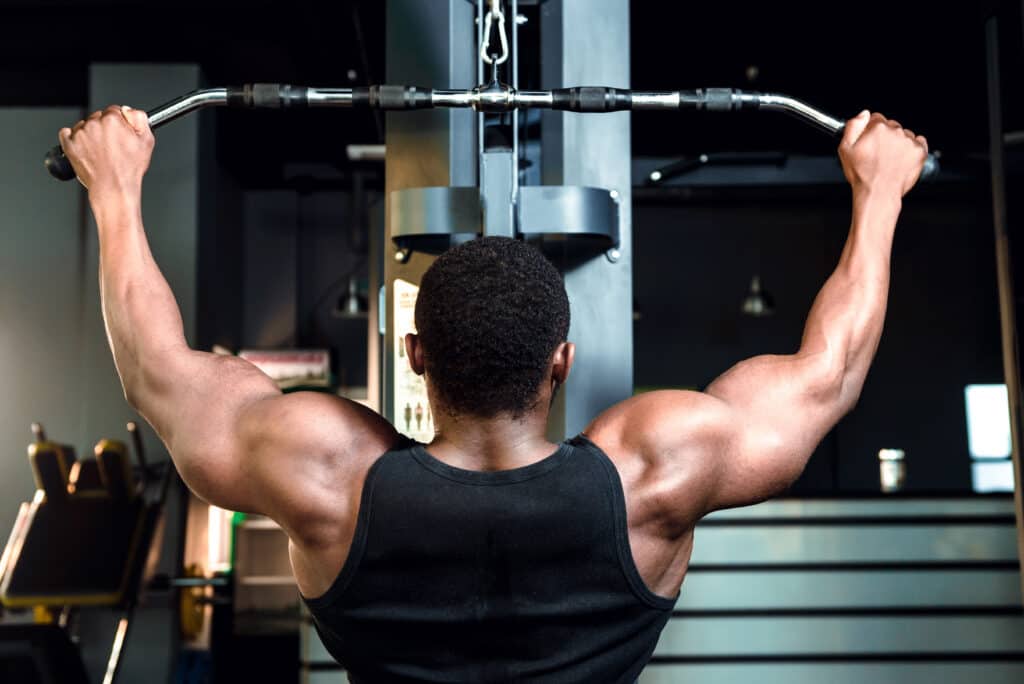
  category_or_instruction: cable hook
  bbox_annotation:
[480,0,509,66]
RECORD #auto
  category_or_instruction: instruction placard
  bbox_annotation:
[392,278,435,442]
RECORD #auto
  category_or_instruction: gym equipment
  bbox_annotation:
[177,563,207,642]
[0,423,171,684]
[43,85,940,184]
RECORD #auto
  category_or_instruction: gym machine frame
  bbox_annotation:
[0,421,232,684]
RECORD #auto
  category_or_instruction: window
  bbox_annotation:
[964,384,1015,492]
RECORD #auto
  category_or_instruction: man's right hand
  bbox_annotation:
[59,105,153,198]
[839,111,929,198]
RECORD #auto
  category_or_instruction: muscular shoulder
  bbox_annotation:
[240,391,399,461]
[586,390,731,459]
[237,392,401,542]
[583,390,734,529]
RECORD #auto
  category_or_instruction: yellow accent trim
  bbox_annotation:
[3,592,125,609]
[179,563,206,640]
[94,439,126,459]
[96,439,135,498]
[27,441,72,496]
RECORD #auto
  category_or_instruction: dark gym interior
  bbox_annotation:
[1,1,1022,682]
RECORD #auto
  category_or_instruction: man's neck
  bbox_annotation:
[426,408,558,471]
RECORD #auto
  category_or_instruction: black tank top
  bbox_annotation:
[302,434,676,683]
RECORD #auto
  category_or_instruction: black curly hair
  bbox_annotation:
[414,237,571,418]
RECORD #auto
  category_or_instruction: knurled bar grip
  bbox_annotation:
[549,87,632,112]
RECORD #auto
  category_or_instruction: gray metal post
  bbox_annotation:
[480,150,516,237]
[383,0,477,426]
[540,0,633,439]
[380,0,633,441]
[984,15,1024,604]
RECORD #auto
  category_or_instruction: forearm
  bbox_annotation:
[799,188,903,410]
[91,191,189,408]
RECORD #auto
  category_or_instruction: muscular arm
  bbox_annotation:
[588,111,929,522]
[65,107,396,542]
[699,185,901,506]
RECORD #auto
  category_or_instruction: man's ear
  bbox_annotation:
[551,342,575,388]
[405,333,425,376]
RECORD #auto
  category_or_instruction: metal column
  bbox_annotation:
[382,0,477,427]
[380,0,633,441]
[540,0,633,439]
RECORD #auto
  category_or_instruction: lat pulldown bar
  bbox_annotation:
[44,83,940,182]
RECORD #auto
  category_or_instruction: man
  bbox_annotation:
[60,105,926,683]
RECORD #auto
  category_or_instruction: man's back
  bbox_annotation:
[304,436,673,683]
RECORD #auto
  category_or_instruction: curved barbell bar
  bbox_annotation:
[44,83,939,181]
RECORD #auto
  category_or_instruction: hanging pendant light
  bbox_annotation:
[742,275,775,317]
[335,276,368,319]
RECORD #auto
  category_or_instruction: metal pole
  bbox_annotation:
[985,15,1024,603]
[477,0,485,158]
[540,0,633,439]
[511,0,519,205]
[383,0,477,426]
[101,616,131,684]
